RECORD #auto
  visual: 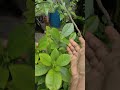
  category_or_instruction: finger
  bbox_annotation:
[85,32,109,59]
[71,55,79,76]
[67,46,73,56]
[79,37,85,48]
[86,42,99,67]
[68,43,76,52]
[78,54,85,75]
[68,46,79,58]
[70,39,80,52]
[105,26,120,44]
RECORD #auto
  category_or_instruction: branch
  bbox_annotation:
[96,0,114,26]
[59,0,82,36]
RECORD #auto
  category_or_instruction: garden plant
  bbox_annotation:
[35,0,84,90]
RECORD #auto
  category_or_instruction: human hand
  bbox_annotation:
[67,37,85,90]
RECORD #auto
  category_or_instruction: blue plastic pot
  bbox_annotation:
[49,10,60,28]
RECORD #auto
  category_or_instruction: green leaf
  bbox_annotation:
[46,69,62,90]
[55,66,61,71]
[51,28,60,42]
[51,49,59,61]
[9,64,34,90]
[60,67,71,82]
[59,47,66,53]
[69,32,76,40]
[50,40,59,49]
[61,23,74,37]
[85,15,99,33]
[0,67,9,89]
[38,35,48,51]
[56,54,71,66]
[39,53,52,66]
[35,1,54,16]
[35,63,50,76]
[61,38,69,45]
[35,53,39,64]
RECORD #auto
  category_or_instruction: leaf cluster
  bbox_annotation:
[35,23,79,90]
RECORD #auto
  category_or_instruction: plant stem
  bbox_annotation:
[65,7,82,36]
[96,0,114,26]
[59,0,82,36]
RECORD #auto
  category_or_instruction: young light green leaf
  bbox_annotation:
[55,66,61,72]
[46,69,62,90]
[69,32,76,40]
[38,35,48,50]
[51,28,60,41]
[46,26,51,31]
[39,53,52,66]
[50,40,59,49]
[0,67,9,89]
[35,63,50,76]
[60,67,71,82]
[61,23,74,37]
[56,54,71,66]
[60,38,69,45]
[51,49,59,61]
[59,47,66,53]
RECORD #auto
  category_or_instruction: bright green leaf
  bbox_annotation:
[60,67,71,82]
[39,53,52,66]
[51,49,59,61]
[46,69,62,90]
[69,32,76,40]
[61,23,74,37]
[35,63,50,76]
[50,40,59,49]
[51,28,60,41]
[61,38,69,45]
[55,66,61,71]
[38,35,48,51]
[56,54,71,66]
